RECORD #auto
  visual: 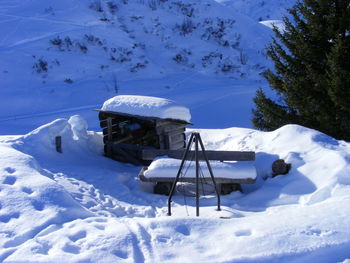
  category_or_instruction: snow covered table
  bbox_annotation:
[139,157,257,194]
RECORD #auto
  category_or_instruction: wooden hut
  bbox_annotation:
[98,95,191,165]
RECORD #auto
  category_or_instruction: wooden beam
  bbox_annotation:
[107,117,113,141]
[55,136,62,153]
[141,149,255,161]
[112,144,144,166]
[155,125,186,134]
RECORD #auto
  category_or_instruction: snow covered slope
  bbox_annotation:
[0,0,275,134]
[0,117,349,262]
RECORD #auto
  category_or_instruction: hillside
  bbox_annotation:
[0,0,282,134]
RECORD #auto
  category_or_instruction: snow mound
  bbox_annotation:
[22,115,102,154]
[101,95,191,123]
[145,157,256,180]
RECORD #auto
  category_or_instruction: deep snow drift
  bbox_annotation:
[1,116,349,262]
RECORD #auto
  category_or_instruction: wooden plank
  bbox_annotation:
[100,119,118,128]
[168,140,185,150]
[141,149,255,161]
[169,133,185,145]
[112,143,154,151]
[102,128,119,135]
[107,117,113,141]
[167,129,185,137]
[155,124,186,134]
[159,131,185,144]
[100,120,107,128]
[112,144,144,166]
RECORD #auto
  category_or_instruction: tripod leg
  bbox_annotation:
[167,133,195,216]
[195,133,200,217]
[197,134,221,211]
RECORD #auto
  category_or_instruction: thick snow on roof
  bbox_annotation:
[101,95,191,123]
[144,157,257,180]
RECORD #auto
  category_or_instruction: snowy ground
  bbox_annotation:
[1,116,349,262]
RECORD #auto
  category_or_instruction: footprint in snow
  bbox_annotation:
[22,187,33,194]
[0,212,20,223]
[301,228,334,237]
[5,167,15,174]
[31,199,45,211]
[3,176,16,185]
[94,224,105,230]
[156,235,170,243]
[113,250,128,259]
[235,229,252,237]
[69,230,87,242]
[175,225,190,236]
[62,243,80,254]
[94,218,108,223]
[32,241,51,255]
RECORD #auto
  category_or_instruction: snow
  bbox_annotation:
[101,95,191,123]
[1,117,350,262]
[259,20,286,31]
[144,157,257,180]
[217,0,294,21]
[1,0,350,261]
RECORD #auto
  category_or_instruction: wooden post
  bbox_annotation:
[195,134,200,217]
[107,117,113,141]
[55,136,62,153]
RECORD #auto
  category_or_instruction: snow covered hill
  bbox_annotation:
[0,117,349,262]
[0,0,290,134]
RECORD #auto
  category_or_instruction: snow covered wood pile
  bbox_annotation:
[98,95,191,165]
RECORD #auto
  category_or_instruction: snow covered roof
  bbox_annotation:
[100,95,191,123]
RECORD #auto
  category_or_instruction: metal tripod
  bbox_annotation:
[167,132,221,216]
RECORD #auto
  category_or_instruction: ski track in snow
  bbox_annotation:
[0,105,100,122]
[0,17,100,50]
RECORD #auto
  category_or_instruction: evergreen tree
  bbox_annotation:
[252,0,350,140]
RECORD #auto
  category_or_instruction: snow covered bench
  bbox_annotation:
[139,152,257,195]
